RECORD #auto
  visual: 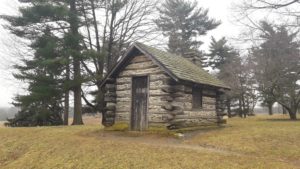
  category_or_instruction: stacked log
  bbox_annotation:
[165,85,224,128]
[159,79,187,128]
[216,92,227,123]
[148,74,173,124]
[103,80,117,127]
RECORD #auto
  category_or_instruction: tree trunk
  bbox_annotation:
[63,61,70,125]
[278,101,298,120]
[282,106,287,114]
[81,0,93,50]
[226,99,232,118]
[285,105,297,120]
[64,92,69,125]
[91,0,105,115]
[241,95,247,118]
[70,0,83,125]
[246,97,250,115]
[91,0,101,53]
[73,84,83,125]
[107,0,117,70]
[288,111,297,120]
[267,102,273,115]
[238,99,243,118]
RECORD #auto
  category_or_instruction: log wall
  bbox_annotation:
[114,55,172,125]
[103,54,223,129]
[168,85,219,128]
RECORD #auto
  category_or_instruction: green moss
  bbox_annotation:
[104,123,178,137]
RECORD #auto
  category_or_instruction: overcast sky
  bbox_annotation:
[0,0,241,107]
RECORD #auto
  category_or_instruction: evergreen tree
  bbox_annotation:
[1,0,75,126]
[2,0,156,126]
[207,37,239,117]
[206,37,258,117]
[68,0,83,125]
[8,29,65,126]
[155,0,220,56]
[206,37,237,69]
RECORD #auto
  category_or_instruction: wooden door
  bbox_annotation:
[131,76,149,131]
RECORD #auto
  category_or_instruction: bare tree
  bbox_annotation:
[218,50,258,118]
[207,37,258,117]
[240,0,300,10]
[252,21,300,120]
[77,0,157,114]
[233,0,300,31]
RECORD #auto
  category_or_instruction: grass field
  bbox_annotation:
[0,114,300,169]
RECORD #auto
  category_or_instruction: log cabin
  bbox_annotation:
[100,42,230,130]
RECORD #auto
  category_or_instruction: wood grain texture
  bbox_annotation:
[104,54,222,129]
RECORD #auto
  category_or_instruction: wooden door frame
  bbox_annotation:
[130,75,150,131]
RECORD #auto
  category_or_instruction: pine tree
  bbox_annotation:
[7,28,65,126]
[206,37,256,117]
[2,0,156,126]
[68,0,83,125]
[155,0,220,56]
[206,37,237,69]
[1,0,74,126]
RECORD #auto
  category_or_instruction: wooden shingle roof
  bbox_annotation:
[100,42,230,89]
[135,43,229,89]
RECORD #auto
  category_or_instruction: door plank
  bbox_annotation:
[131,76,148,131]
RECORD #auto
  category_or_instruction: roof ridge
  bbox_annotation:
[134,42,181,57]
[100,42,229,89]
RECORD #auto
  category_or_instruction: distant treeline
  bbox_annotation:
[0,107,79,121]
[0,107,19,121]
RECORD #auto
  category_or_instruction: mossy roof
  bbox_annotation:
[101,42,229,89]
[135,43,229,89]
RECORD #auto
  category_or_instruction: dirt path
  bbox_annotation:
[82,130,300,168]
[84,131,242,156]
[91,131,300,168]
[144,141,242,156]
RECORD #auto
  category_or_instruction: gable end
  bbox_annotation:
[99,44,179,88]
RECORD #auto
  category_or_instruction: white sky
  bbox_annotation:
[0,0,242,107]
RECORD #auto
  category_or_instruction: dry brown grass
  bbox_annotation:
[0,114,300,169]
[72,114,101,125]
